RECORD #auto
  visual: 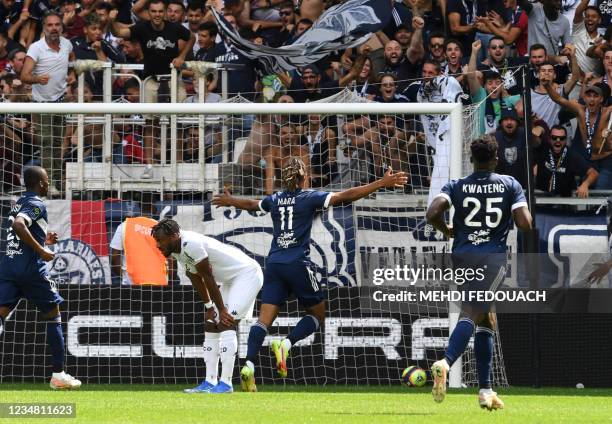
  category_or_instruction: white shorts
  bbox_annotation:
[214,266,263,322]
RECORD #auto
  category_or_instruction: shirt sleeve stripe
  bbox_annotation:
[511,201,528,211]
[323,193,333,209]
[258,200,267,213]
[17,212,32,226]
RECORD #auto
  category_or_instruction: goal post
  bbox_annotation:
[0,100,508,388]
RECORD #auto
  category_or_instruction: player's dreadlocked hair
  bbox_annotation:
[470,135,498,165]
[282,157,307,191]
[151,218,180,237]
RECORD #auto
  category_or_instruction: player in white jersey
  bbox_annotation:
[151,219,263,394]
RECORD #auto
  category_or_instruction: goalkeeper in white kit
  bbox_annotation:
[151,219,263,393]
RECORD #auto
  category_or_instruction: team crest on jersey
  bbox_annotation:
[468,229,491,246]
[47,239,106,285]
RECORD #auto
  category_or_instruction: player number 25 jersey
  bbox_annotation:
[437,172,527,254]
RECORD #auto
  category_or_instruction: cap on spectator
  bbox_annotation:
[301,64,320,76]
[395,24,411,33]
[585,85,604,97]
[500,107,518,122]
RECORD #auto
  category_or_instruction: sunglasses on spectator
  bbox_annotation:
[490,45,505,50]
[430,43,444,49]
[551,136,566,141]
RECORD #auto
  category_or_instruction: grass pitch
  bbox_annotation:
[1,384,611,424]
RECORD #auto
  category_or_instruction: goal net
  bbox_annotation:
[0,99,508,388]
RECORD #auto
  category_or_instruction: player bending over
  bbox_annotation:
[151,219,263,394]
[213,158,407,391]
[426,136,532,410]
[0,167,81,389]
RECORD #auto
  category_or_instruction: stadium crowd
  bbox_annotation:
[0,0,610,198]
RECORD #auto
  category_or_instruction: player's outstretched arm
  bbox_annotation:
[425,196,453,238]
[512,206,533,232]
[12,216,54,262]
[329,168,407,206]
[212,187,261,212]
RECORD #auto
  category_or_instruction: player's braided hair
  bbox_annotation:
[151,218,180,236]
[470,135,498,164]
[281,157,306,191]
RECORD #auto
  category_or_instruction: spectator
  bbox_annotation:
[520,0,571,56]
[478,36,528,95]
[238,0,282,46]
[0,31,10,69]
[519,46,580,129]
[94,3,119,48]
[528,43,571,88]
[71,14,125,99]
[382,0,413,40]
[572,0,604,76]
[270,1,296,47]
[586,24,612,61]
[300,114,336,188]
[599,47,612,101]
[483,0,528,57]
[279,61,363,103]
[60,0,84,39]
[443,39,466,86]
[543,81,612,182]
[299,0,324,22]
[179,124,222,163]
[110,0,194,173]
[194,21,218,60]
[356,114,415,180]
[424,31,445,67]
[186,1,204,55]
[534,124,598,197]
[264,123,310,194]
[166,0,185,24]
[447,0,504,59]
[374,73,409,103]
[381,17,425,92]
[4,0,31,47]
[468,40,522,135]
[21,11,75,196]
[351,55,377,100]
[393,24,412,52]
[4,46,25,75]
[495,107,546,187]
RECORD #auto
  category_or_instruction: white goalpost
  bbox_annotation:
[0,100,507,388]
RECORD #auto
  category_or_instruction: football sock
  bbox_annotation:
[246,321,268,365]
[287,315,319,346]
[45,315,65,374]
[475,326,494,390]
[203,332,220,385]
[219,330,237,386]
[444,318,474,366]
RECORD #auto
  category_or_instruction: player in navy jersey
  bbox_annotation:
[426,136,532,410]
[213,158,407,391]
[0,167,81,389]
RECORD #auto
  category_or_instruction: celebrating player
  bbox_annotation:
[151,219,263,394]
[213,158,407,392]
[0,166,81,389]
[425,136,532,410]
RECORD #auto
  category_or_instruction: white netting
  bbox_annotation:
[0,99,506,387]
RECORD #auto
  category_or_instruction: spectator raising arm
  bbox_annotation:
[467,40,482,97]
[562,44,581,95]
[407,16,425,65]
[109,9,132,39]
[541,79,582,115]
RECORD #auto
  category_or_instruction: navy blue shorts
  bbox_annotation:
[0,273,64,313]
[261,262,325,308]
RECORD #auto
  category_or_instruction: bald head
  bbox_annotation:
[384,40,403,65]
[24,166,49,195]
